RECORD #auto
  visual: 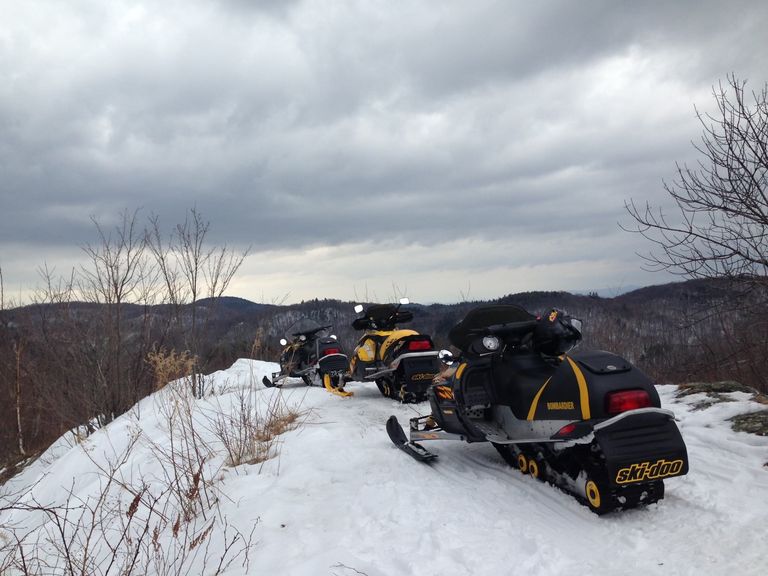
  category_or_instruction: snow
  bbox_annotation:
[2,360,768,575]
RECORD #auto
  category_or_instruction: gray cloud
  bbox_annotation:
[1,0,767,302]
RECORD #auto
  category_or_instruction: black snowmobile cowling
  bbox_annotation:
[352,303,414,331]
[263,318,351,397]
[387,304,689,515]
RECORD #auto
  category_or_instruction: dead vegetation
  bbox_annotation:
[0,351,302,574]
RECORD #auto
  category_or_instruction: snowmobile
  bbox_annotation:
[349,298,441,403]
[262,318,351,397]
[386,305,689,514]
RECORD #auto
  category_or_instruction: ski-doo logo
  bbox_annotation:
[412,372,437,381]
[615,459,684,484]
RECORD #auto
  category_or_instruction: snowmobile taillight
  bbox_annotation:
[321,347,341,356]
[551,421,592,440]
[605,389,651,415]
[407,340,432,351]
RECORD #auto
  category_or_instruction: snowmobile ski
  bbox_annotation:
[323,373,353,397]
[262,375,277,388]
[386,415,438,462]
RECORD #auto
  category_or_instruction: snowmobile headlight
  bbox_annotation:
[354,304,364,313]
[299,334,306,341]
[279,338,287,346]
[482,336,500,351]
[331,334,337,340]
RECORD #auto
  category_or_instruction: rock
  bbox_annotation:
[676,381,757,397]
[729,411,768,436]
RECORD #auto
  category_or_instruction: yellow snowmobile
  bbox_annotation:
[348,298,440,402]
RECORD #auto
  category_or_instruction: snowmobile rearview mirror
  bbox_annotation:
[399,297,410,305]
[438,349,454,364]
[279,338,287,346]
[354,304,364,313]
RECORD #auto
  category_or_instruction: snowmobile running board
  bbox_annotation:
[386,416,438,462]
[364,367,396,380]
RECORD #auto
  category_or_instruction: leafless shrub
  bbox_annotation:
[0,461,255,575]
[211,387,302,468]
[0,370,272,575]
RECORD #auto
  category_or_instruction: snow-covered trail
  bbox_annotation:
[219,365,768,576]
[2,360,767,576]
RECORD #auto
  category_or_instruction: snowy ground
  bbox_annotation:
[2,359,767,576]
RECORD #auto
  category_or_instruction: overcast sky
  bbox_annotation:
[1,0,766,304]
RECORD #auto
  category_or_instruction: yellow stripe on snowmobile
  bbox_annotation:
[566,357,591,420]
[455,362,467,380]
[527,377,552,420]
[380,329,419,359]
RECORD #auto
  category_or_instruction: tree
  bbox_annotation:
[625,75,768,390]
[625,75,768,284]
[148,208,249,397]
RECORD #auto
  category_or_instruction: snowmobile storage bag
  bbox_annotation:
[456,357,495,407]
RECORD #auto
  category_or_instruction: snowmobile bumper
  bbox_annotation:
[394,353,441,400]
[317,353,348,376]
[593,408,689,487]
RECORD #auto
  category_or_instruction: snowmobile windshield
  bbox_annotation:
[448,305,536,351]
[285,318,325,339]
[353,304,413,330]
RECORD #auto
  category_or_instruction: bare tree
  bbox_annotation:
[625,75,768,390]
[77,209,158,423]
[625,75,768,284]
[148,208,249,398]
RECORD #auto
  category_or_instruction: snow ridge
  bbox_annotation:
[2,361,767,576]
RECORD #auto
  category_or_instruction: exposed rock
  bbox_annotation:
[729,411,768,436]
[676,381,757,397]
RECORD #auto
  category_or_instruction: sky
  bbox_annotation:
[1,0,767,305]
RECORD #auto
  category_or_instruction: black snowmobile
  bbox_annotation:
[263,318,351,397]
[386,305,689,514]
[349,298,441,402]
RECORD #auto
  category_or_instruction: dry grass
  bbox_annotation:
[212,386,303,468]
[147,347,196,391]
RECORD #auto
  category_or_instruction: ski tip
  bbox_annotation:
[262,375,275,388]
[386,415,408,442]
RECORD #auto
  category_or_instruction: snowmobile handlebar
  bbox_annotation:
[479,319,539,337]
